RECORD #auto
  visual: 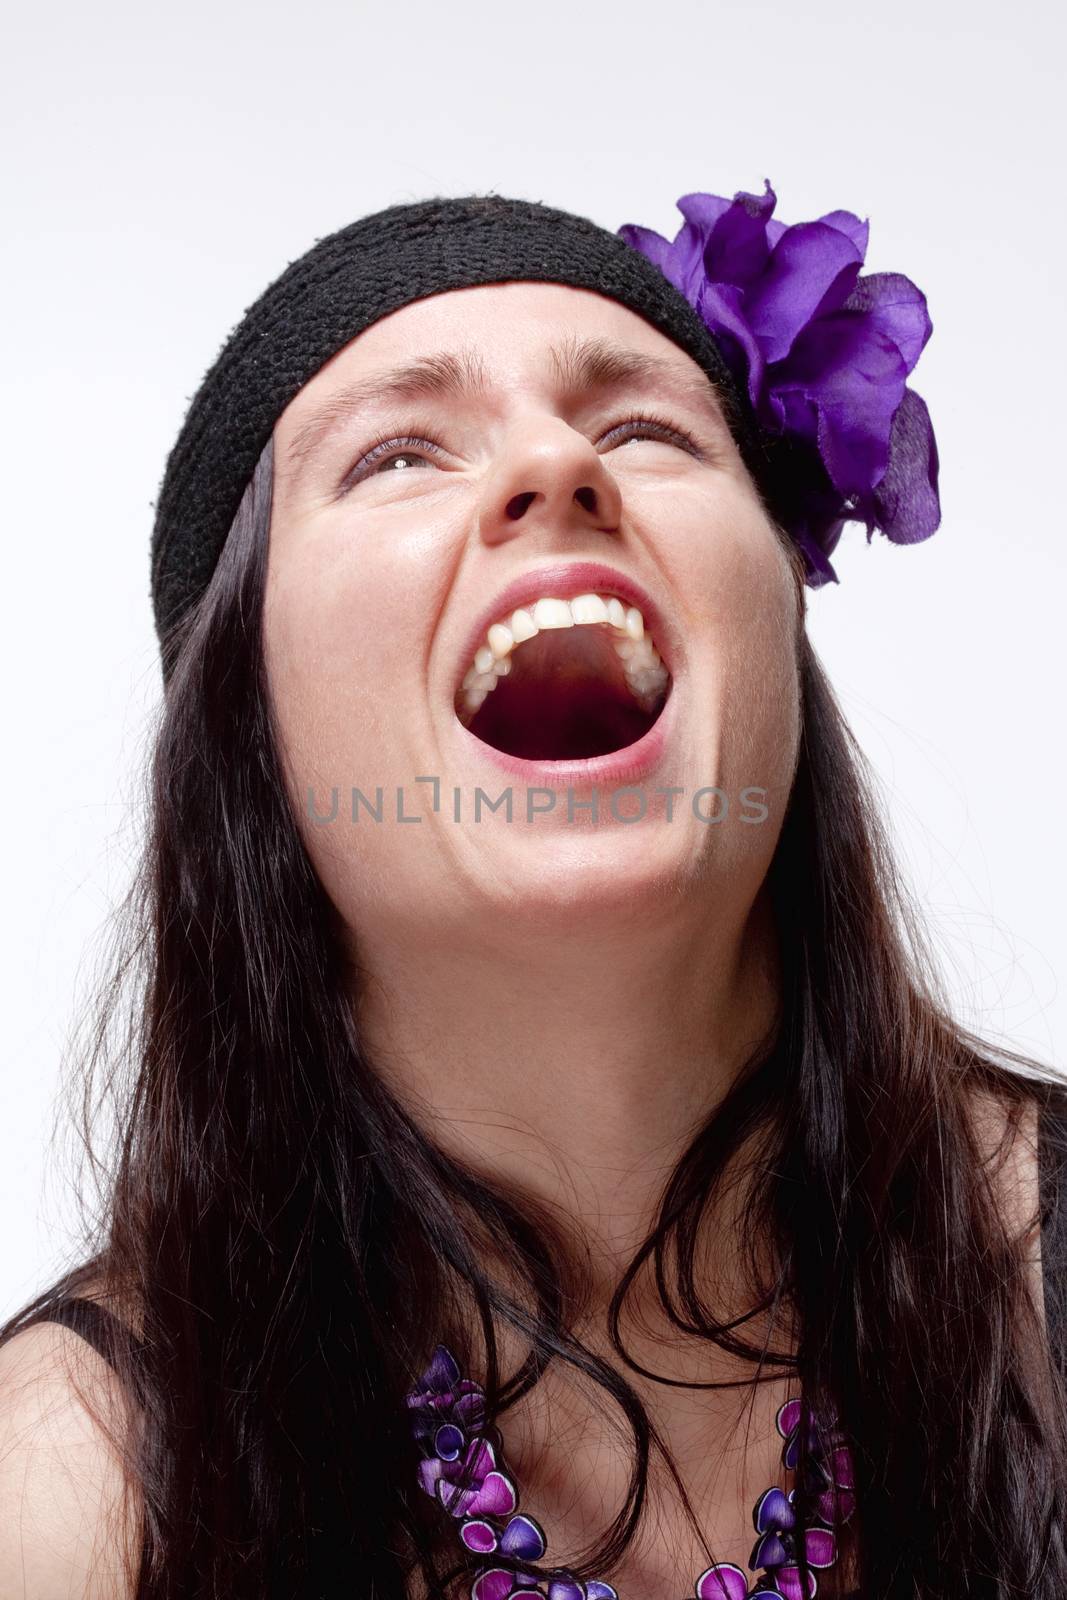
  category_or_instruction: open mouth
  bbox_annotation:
[454,593,673,761]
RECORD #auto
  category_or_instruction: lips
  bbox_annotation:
[446,561,679,767]
[450,560,678,702]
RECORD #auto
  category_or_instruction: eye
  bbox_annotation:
[341,432,446,491]
[337,411,703,495]
[601,411,702,454]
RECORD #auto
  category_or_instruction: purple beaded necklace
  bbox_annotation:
[406,1345,856,1600]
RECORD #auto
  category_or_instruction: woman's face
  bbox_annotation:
[265,282,802,947]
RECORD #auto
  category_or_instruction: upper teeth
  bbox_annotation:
[458,592,670,722]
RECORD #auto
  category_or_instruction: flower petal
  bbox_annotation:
[797,1454,832,1497]
[816,208,869,259]
[695,1563,750,1600]
[780,315,907,498]
[467,1469,518,1518]
[774,1567,818,1600]
[676,190,740,237]
[461,1519,499,1554]
[751,1532,789,1570]
[663,193,744,299]
[619,211,710,307]
[803,1529,836,1569]
[500,1513,547,1561]
[547,1582,585,1600]
[815,1485,856,1525]
[586,1585,619,1599]
[844,272,931,375]
[437,1477,479,1519]
[695,280,767,412]
[871,387,941,543]
[455,1389,488,1430]
[472,1569,519,1600]
[616,222,678,279]
[791,517,845,587]
[421,1344,461,1393]
[463,1437,497,1480]
[754,1486,795,1534]
[776,1400,802,1439]
[701,182,778,287]
[830,1446,854,1490]
[746,222,864,364]
[435,1423,464,1461]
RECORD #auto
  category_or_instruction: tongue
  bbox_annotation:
[463,626,663,760]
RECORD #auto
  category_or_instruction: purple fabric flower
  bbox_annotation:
[748,1485,835,1586]
[417,1433,518,1519]
[408,1346,622,1600]
[775,1399,856,1527]
[693,1404,849,1598]
[696,1563,751,1600]
[471,1571,618,1600]
[409,1347,853,1600]
[406,1344,488,1441]
[406,1345,517,1519]
[617,181,941,586]
[695,1560,812,1600]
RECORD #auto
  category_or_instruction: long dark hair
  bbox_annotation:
[4,428,1067,1600]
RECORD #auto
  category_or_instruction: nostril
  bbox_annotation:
[505,491,536,519]
[502,486,599,519]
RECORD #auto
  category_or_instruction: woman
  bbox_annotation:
[1,188,1065,1600]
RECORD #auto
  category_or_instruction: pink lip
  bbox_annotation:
[450,560,680,703]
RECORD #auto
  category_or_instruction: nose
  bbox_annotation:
[476,414,624,547]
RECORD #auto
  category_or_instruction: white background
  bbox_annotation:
[2,0,1064,1319]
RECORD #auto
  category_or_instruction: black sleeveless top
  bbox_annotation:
[15,1086,1067,1596]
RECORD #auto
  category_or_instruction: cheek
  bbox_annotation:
[672,478,801,780]
[719,533,801,793]
[262,514,445,777]
[668,471,797,637]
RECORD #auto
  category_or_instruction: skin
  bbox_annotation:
[264,283,807,1592]
[0,283,1047,1600]
[266,281,803,1281]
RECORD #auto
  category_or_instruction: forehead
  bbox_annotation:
[274,281,727,466]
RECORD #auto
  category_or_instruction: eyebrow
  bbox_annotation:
[282,333,729,480]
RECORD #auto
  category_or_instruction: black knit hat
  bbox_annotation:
[149,192,774,675]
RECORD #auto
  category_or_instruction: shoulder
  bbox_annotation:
[964,1081,1041,1237]
[962,1078,1062,1320]
[966,1082,1041,1209]
[0,1302,141,1599]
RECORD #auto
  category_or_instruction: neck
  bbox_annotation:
[353,876,781,1306]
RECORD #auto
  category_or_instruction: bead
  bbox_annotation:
[406,1349,852,1600]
